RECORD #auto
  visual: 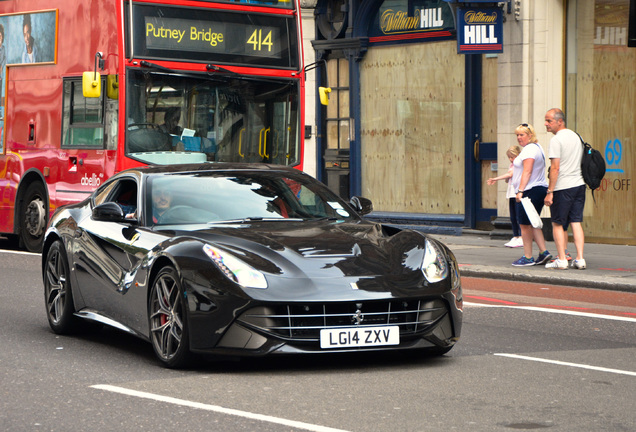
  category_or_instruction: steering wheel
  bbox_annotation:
[127,123,173,152]
[157,205,194,224]
[127,123,162,131]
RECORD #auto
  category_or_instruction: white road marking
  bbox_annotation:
[495,353,636,377]
[0,249,38,256]
[464,301,636,322]
[91,384,350,432]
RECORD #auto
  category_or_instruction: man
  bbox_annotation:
[544,108,586,270]
[152,184,172,223]
[22,15,37,64]
[160,107,183,136]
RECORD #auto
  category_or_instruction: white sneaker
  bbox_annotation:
[545,259,568,270]
[505,237,523,248]
[572,259,587,270]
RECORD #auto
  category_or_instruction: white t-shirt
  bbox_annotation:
[548,128,585,191]
[512,143,548,192]
[505,163,516,199]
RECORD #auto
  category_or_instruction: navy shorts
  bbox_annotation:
[551,185,586,230]
[516,186,547,226]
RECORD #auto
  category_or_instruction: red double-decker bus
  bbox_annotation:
[0,0,306,251]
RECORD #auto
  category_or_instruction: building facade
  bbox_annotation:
[308,0,635,245]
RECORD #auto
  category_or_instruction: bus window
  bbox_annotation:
[62,78,105,148]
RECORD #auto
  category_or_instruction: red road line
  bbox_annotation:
[462,276,636,318]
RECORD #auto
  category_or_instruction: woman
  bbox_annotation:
[510,124,552,266]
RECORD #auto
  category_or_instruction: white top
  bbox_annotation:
[505,162,516,199]
[512,143,548,192]
[548,128,585,191]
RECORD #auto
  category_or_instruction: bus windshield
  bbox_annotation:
[125,69,300,166]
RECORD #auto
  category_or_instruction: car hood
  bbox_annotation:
[169,220,433,283]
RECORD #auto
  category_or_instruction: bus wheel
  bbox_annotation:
[20,182,47,253]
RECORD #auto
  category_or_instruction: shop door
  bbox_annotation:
[321,57,351,199]
[466,54,498,229]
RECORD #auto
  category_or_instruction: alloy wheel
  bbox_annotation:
[149,268,186,364]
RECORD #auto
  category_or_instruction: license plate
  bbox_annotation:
[320,326,400,349]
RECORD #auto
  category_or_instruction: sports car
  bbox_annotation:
[42,163,462,368]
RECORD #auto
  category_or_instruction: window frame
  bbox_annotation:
[61,77,106,149]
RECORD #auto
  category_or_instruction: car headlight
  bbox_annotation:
[421,239,448,283]
[203,244,267,289]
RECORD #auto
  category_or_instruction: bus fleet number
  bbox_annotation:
[247,29,273,52]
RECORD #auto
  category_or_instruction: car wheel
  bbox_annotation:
[148,266,191,368]
[44,240,78,334]
[20,182,47,253]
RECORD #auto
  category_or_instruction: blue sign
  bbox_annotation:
[456,7,503,54]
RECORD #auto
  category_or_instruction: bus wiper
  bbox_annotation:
[140,60,175,73]
[206,64,237,75]
[140,61,217,80]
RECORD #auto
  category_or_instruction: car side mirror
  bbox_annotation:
[92,202,127,222]
[349,196,373,216]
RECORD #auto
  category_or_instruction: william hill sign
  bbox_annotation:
[369,0,455,45]
[456,7,503,54]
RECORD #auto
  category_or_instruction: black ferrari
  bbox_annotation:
[42,163,462,367]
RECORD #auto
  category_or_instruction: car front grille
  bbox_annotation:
[237,299,448,341]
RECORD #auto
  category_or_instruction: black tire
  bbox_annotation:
[20,182,48,253]
[148,266,191,368]
[44,240,78,334]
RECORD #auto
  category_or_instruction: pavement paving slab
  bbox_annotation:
[432,232,636,293]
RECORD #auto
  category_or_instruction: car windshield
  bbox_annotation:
[126,70,300,167]
[146,171,355,226]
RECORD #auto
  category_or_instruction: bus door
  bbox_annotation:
[268,95,298,166]
[244,85,299,166]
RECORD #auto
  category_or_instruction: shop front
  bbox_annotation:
[564,0,635,244]
[312,0,635,244]
[313,0,499,232]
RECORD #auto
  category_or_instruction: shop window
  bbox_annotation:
[61,78,105,148]
[325,57,350,150]
[316,0,348,40]
[565,0,635,242]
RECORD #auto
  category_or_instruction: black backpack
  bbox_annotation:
[576,132,606,202]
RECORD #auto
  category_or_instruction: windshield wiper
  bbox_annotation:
[206,64,238,75]
[140,60,231,81]
[140,60,175,73]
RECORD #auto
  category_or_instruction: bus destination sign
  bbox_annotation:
[145,17,281,58]
[129,4,298,69]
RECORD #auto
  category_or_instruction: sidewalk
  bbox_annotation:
[432,231,636,293]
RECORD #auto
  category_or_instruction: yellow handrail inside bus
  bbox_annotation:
[259,127,270,158]
[239,128,245,158]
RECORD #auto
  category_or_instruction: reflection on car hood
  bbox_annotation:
[168,220,430,281]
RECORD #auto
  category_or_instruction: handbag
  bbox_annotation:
[521,197,543,229]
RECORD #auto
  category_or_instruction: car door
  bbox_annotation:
[71,176,165,329]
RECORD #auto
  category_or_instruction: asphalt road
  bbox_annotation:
[1,247,635,431]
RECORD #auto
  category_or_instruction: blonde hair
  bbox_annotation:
[515,123,538,143]
[506,145,521,159]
